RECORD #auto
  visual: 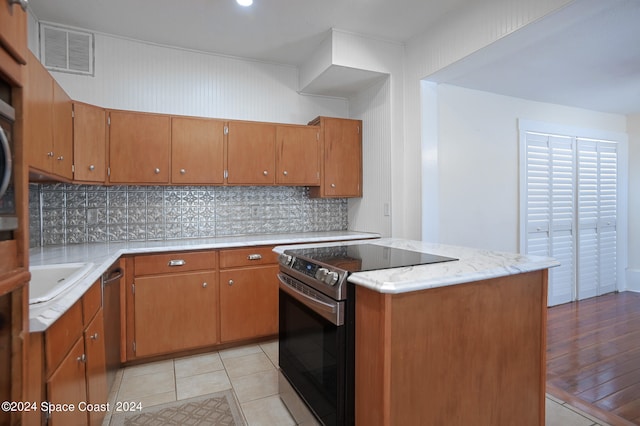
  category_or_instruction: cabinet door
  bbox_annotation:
[311,117,362,198]
[108,111,170,183]
[0,0,27,66]
[133,271,218,357]
[46,338,88,426]
[219,264,279,342]
[171,117,225,184]
[84,310,107,426]
[52,82,73,179]
[227,121,275,184]
[74,103,106,182]
[24,54,53,173]
[276,125,320,185]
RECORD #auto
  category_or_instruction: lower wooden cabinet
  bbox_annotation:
[219,264,279,342]
[125,246,281,360]
[27,279,108,426]
[132,271,218,357]
[127,250,218,359]
[46,338,88,426]
[219,246,279,343]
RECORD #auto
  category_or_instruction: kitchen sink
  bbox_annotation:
[29,263,94,304]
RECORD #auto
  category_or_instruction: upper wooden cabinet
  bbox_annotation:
[276,125,320,185]
[171,116,225,184]
[0,0,27,85]
[108,110,170,184]
[24,52,73,180]
[52,83,73,180]
[309,116,362,198]
[73,102,106,183]
[226,121,276,185]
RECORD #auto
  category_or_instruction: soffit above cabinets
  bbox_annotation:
[299,65,387,98]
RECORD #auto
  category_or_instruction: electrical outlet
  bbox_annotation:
[251,205,260,217]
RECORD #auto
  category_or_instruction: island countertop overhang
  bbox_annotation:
[275,238,560,294]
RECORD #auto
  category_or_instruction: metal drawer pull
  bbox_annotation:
[77,354,87,363]
[202,282,208,288]
[90,333,99,340]
[168,259,186,267]
[228,280,234,286]
[247,254,262,261]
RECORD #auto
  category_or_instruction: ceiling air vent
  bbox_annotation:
[40,23,94,76]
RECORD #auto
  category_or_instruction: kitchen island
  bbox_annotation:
[277,238,558,426]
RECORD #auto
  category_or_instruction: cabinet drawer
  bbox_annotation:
[82,279,102,326]
[45,301,83,376]
[219,246,278,268]
[134,251,217,276]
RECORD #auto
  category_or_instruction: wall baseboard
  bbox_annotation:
[625,269,640,293]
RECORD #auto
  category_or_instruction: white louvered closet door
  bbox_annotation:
[524,132,575,306]
[576,140,618,299]
[523,130,619,306]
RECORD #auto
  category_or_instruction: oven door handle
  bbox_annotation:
[0,127,11,201]
[278,274,343,326]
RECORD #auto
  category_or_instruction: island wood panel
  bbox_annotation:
[546,291,640,426]
[356,270,547,426]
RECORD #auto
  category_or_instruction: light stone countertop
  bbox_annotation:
[28,231,379,332]
[275,238,560,294]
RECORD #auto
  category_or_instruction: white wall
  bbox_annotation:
[436,84,627,252]
[404,0,574,241]
[627,114,640,291]
[40,31,348,125]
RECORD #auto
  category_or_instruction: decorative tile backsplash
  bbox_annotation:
[29,184,348,247]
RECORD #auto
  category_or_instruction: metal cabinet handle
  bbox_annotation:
[330,183,336,188]
[228,279,234,286]
[77,354,87,363]
[247,254,262,261]
[47,151,54,157]
[8,0,28,12]
[90,333,99,340]
[283,171,288,176]
[89,164,95,171]
[154,168,161,174]
[0,128,11,200]
[180,169,186,175]
[202,282,208,288]
[57,156,64,161]
[168,259,186,267]
[263,170,268,176]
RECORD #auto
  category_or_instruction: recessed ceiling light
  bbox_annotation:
[237,0,253,6]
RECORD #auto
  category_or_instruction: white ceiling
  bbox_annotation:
[28,0,640,115]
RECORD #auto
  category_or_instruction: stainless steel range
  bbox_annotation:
[277,243,457,425]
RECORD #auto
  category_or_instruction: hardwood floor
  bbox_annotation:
[547,291,640,426]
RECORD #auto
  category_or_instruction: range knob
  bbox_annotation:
[315,267,329,281]
[324,271,339,286]
[278,254,294,267]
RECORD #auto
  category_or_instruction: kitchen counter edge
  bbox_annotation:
[274,238,560,294]
[28,231,380,332]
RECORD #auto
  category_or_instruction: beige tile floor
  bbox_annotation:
[103,340,611,426]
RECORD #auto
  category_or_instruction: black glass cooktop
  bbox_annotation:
[286,243,458,273]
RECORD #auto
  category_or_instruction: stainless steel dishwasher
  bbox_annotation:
[102,259,123,391]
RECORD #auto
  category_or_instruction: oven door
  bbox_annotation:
[278,272,350,426]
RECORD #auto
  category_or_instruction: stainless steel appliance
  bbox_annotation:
[277,243,457,425]
[102,261,124,391]
[0,86,17,238]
